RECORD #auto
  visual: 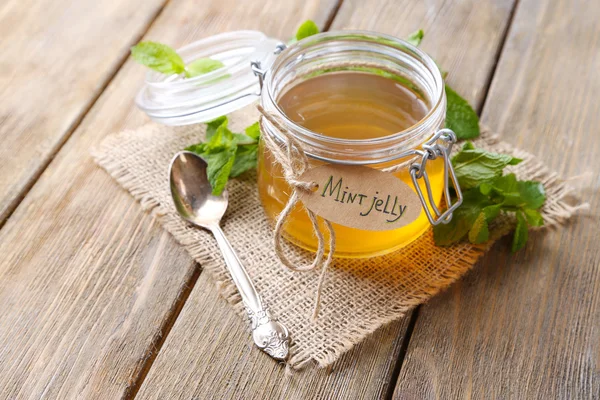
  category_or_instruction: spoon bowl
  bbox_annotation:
[169,151,228,228]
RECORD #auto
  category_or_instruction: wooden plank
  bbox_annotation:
[394,0,600,398]
[135,1,517,398]
[137,272,411,400]
[0,1,338,398]
[0,0,168,224]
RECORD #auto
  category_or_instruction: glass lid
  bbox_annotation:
[135,30,282,125]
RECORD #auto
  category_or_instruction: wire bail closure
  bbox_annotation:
[251,43,287,92]
[409,128,463,226]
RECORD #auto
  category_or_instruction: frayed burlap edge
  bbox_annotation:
[92,121,586,370]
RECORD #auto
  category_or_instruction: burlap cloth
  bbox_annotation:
[92,106,583,369]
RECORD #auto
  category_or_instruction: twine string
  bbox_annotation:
[257,104,335,319]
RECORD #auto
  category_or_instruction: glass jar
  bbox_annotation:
[135,30,462,258]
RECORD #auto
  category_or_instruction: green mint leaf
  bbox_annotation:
[462,141,476,151]
[206,116,228,140]
[492,174,525,207]
[517,181,546,209]
[452,148,522,189]
[244,122,261,140]
[206,123,234,150]
[185,58,225,78]
[523,208,544,227]
[185,143,207,153]
[295,20,319,41]
[433,208,475,246]
[433,188,490,246]
[490,173,518,193]
[480,182,493,195]
[186,116,262,194]
[482,204,502,222]
[406,29,424,46]
[131,42,185,75]
[512,211,529,252]
[468,212,489,244]
[203,149,236,196]
[445,84,480,140]
[232,133,256,145]
[230,144,258,177]
[486,174,545,209]
[230,122,261,145]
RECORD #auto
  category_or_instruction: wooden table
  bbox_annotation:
[0,0,598,398]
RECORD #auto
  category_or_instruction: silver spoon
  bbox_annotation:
[169,151,290,361]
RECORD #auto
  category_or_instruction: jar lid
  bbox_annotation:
[135,31,282,125]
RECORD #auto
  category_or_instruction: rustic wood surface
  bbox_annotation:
[394,0,600,398]
[0,0,168,223]
[0,0,597,399]
[135,0,519,399]
[0,0,337,398]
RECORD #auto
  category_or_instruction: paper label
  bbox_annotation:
[297,165,422,231]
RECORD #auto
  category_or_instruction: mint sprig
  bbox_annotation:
[185,117,259,195]
[433,142,546,252]
[412,31,542,251]
[131,42,224,78]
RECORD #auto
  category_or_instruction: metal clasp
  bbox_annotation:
[251,43,287,92]
[410,128,463,226]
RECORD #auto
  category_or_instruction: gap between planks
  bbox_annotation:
[477,0,521,114]
[124,263,202,399]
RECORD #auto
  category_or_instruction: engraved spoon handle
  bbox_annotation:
[209,225,290,360]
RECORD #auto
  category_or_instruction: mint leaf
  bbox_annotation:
[512,211,529,252]
[185,143,207,154]
[484,174,544,210]
[203,149,236,196]
[468,212,489,244]
[445,84,480,140]
[131,42,185,75]
[206,124,235,151]
[406,29,424,46]
[185,58,224,78]
[517,181,546,209]
[433,188,490,246]
[482,204,502,222]
[244,122,261,141]
[452,148,522,189]
[480,182,493,195]
[232,133,256,145]
[230,144,258,177]
[186,118,261,194]
[295,20,319,41]
[462,141,476,151]
[523,208,544,227]
[206,116,228,140]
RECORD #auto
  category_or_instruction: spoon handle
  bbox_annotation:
[210,225,290,360]
[210,225,262,312]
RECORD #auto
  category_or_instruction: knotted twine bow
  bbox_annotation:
[257,104,335,319]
